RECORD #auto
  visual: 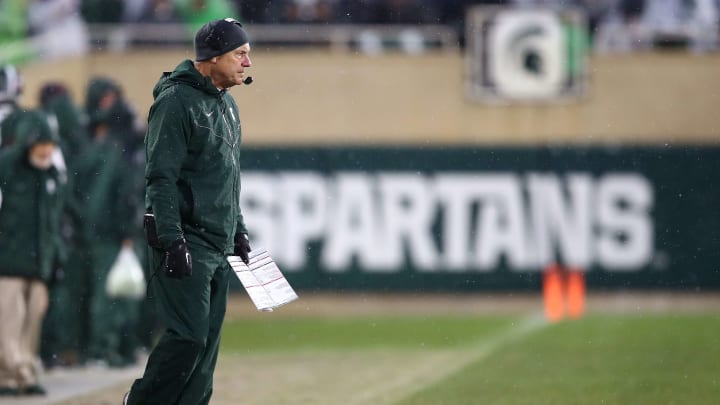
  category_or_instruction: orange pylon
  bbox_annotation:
[542,264,586,322]
[566,269,586,319]
[543,264,565,323]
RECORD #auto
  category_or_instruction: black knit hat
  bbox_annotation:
[195,18,250,61]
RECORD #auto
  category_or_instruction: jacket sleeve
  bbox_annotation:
[236,210,248,235]
[145,96,190,248]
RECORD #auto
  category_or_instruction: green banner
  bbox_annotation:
[238,146,720,291]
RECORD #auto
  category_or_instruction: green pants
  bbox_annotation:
[128,239,231,405]
[41,246,92,364]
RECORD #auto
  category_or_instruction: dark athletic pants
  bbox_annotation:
[128,239,231,405]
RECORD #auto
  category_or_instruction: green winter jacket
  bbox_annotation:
[0,111,66,281]
[74,138,138,244]
[145,59,247,253]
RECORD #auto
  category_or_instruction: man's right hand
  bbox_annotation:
[164,238,192,278]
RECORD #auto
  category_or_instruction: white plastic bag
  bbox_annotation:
[106,246,146,299]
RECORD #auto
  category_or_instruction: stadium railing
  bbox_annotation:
[86,23,460,53]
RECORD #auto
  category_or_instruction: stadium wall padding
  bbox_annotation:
[236,145,720,291]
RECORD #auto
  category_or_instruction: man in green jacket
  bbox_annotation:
[0,111,66,396]
[125,18,252,405]
[79,77,143,368]
[37,82,87,369]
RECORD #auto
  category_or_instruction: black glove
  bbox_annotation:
[164,238,192,278]
[234,233,251,264]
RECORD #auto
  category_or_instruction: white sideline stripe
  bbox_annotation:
[349,313,548,405]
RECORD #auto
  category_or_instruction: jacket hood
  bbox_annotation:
[13,110,58,150]
[85,77,119,113]
[86,77,121,129]
[152,59,221,100]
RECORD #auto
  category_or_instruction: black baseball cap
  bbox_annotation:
[195,18,250,61]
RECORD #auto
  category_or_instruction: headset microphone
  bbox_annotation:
[243,76,253,85]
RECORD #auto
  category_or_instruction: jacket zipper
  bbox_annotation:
[220,95,241,228]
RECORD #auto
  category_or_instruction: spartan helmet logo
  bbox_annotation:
[488,10,565,99]
[0,65,23,103]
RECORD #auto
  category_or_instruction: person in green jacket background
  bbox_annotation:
[0,110,66,397]
[39,83,88,161]
[36,83,89,369]
[125,18,253,405]
[75,77,144,368]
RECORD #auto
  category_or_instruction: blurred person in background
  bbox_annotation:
[38,83,87,161]
[574,0,617,43]
[0,1,28,49]
[139,0,183,23]
[641,0,718,51]
[123,0,151,22]
[593,0,650,53]
[174,0,237,30]
[124,17,252,404]
[335,0,383,23]
[27,0,88,59]
[428,0,509,46]
[0,65,24,150]
[377,0,437,24]
[280,0,337,23]
[93,77,154,357]
[75,78,143,368]
[36,83,88,369]
[232,0,282,23]
[0,111,67,397]
[80,0,124,23]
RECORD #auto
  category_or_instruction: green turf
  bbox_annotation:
[219,314,720,403]
[220,316,515,352]
[398,314,720,405]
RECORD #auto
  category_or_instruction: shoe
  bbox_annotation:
[22,384,46,396]
[0,386,19,396]
[123,390,130,405]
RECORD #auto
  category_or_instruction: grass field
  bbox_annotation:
[212,304,720,404]
[54,293,720,405]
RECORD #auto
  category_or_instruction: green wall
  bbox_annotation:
[237,145,720,291]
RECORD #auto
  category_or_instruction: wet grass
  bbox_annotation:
[399,314,720,404]
[219,314,720,403]
[221,315,515,352]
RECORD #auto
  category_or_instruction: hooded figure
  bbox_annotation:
[0,110,66,397]
[40,83,87,160]
[65,77,144,368]
[0,64,23,150]
[36,83,90,369]
[85,77,140,156]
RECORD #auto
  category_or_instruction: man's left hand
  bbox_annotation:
[234,233,251,264]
